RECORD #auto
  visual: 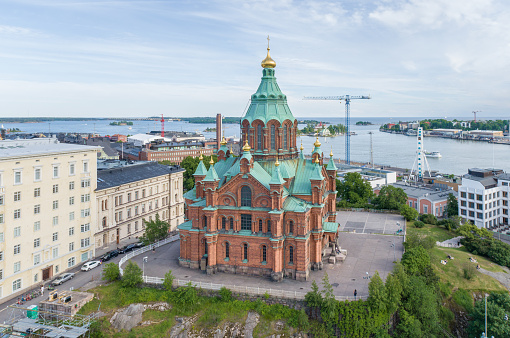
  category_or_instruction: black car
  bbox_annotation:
[100,250,119,262]
[119,244,137,254]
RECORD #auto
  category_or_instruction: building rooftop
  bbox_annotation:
[391,183,456,202]
[0,138,98,159]
[96,161,184,190]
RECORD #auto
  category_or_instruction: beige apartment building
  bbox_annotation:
[0,138,98,300]
[95,162,185,248]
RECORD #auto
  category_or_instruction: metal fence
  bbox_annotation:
[119,235,364,302]
[118,235,179,275]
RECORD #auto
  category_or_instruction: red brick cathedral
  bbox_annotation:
[179,45,339,281]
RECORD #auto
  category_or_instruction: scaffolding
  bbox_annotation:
[4,304,98,337]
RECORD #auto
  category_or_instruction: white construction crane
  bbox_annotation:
[303,95,370,164]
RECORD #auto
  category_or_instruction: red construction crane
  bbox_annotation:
[160,114,165,137]
[472,110,481,122]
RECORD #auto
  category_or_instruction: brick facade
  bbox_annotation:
[178,51,339,282]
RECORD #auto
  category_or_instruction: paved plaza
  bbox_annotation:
[131,230,404,300]
[337,210,405,235]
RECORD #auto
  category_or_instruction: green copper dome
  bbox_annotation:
[242,68,296,126]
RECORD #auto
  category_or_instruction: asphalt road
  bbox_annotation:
[0,254,122,324]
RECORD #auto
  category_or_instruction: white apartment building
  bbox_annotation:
[95,162,184,248]
[0,138,98,300]
[458,168,510,228]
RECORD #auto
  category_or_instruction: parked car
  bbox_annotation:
[100,250,119,262]
[134,241,145,248]
[81,261,101,271]
[51,273,75,286]
[119,244,137,254]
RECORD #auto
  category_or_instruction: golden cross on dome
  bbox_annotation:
[267,35,270,49]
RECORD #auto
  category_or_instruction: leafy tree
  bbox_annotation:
[320,273,337,325]
[102,262,120,282]
[368,271,387,313]
[400,204,418,221]
[469,293,510,338]
[446,193,458,217]
[372,185,407,210]
[304,279,323,309]
[122,260,143,288]
[141,214,170,245]
[413,220,425,228]
[163,270,175,292]
[401,246,431,276]
[167,154,217,191]
[402,276,441,336]
[419,213,437,225]
[404,232,436,251]
[336,173,374,207]
[396,308,423,338]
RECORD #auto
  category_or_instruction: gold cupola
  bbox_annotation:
[242,140,251,152]
[220,136,227,146]
[261,36,276,69]
[314,137,321,148]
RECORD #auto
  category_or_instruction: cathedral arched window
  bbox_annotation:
[289,246,294,264]
[271,125,275,150]
[259,219,263,232]
[225,242,230,259]
[230,218,234,230]
[257,125,262,150]
[203,215,207,228]
[284,125,288,149]
[241,186,252,207]
[267,220,271,233]
[262,245,267,263]
[243,243,248,260]
[289,220,294,234]
[222,217,226,230]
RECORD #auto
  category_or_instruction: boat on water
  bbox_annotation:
[425,151,442,158]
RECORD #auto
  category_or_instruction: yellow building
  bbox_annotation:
[95,162,185,249]
[0,138,98,300]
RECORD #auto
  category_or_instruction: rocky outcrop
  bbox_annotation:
[110,303,144,332]
[110,302,171,332]
[243,311,260,338]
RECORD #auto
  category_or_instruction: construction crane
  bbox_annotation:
[303,95,370,164]
[160,114,165,137]
[472,110,481,122]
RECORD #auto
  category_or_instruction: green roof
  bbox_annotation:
[190,199,206,207]
[242,68,296,126]
[193,160,208,176]
[283,196,311,212]
[249,162,272,189]
[326,156,337,171]
[310,163,324,181]
[323,222,339,233]
[203,164,219,182]
[183,188,196,200]
[269,166,285,185]
[290,158,317,195]
[177,220,193,231]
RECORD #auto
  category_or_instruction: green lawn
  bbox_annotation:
[407,222,507,293]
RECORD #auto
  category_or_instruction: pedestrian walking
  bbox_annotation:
[354,289,357,300]
[41,285,44,296]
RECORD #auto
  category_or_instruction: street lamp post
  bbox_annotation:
[143,256,148,282]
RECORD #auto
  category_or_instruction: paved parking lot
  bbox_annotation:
[337,210,405,235]
[130,231,403,300]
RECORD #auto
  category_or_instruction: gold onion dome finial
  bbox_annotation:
[275,156,280,167]
[261,35,276,69]
[199,154,203,161]
[300,141,304,151]
[314,137,321,148]
[220,136,227,146]
[209,157,214,165]
[243,140,251,152]
[315,157,320,164]
[330,146,334,157]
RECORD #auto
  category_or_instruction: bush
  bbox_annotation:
[102,262,120,282]
[400,204,418,221]
[463,264,475,280]
[419,213,437,225]
[452,288,474,313]
[219,287,232,302]
[414,220,425,228]
[122,260,143,288]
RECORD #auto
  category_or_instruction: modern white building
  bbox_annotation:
[458,168,510,228]
[0,138,98,300]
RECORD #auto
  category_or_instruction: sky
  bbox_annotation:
[1,0,510,119]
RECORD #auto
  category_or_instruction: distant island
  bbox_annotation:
[356,121,373,126]
[110,121,133,126]
[204,127,216,132]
